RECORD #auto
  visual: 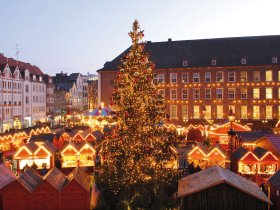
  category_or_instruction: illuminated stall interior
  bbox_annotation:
[61,143,79,168]
[78,143,96,167]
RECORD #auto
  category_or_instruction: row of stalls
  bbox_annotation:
[0,164,91,210]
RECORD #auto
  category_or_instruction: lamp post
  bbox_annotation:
[262,119,268,131]
[227,107,236,171]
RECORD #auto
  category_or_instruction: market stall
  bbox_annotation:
[61,143,79,168]
[238,151,259,175]
[78,143,96,167]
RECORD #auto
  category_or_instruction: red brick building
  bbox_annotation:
[98,36,280,128]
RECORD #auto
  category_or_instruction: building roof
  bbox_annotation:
[66,167,91,192]
[264,135,280,154]
[0,164,17,189]
[0,53,44,75]
[177,165,271,204]
[29,133,56,143]
[236,131,273,143]
[99,35,280,71]
[44,167,68,191]
[18,167,43,192]
[55,82,73,91]
[232,147,248,160]
[253,147,268,159]
[268,169,280,189]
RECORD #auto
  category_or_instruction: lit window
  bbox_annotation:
[182,60,188,67]
[278,106,280,119]
[241,88,247,99]
[170,73,177,83]
[241,58,247,65]
[266,70,273,82]
[217,88,223,99]
[205,72,211,83]
[170,105,177,119]
[182,89,188,100]
[193,106,200,119]
[170,89,177,100]
[253,88,260,99]
[217,105,223,119]
[205,105,211,119]
[153,74,165,84]
[228,72,235,82]
[193,73,200,83]
[228,106,235,116]
[240,72,247,82]
[182,105,188,119]
[241,106,247,119]
[272,57,278,64]
[158,89,165,99]
[216,72,224,82]
[266,106,272,119]
[228,88,235,99]
[205,89,211,99]
[193,89,200,99]
[278,88,280,99]
[253,71,260,82]
[253,106,260,119]
[211,59,216,66]
[182,73,189,83]
[266,88,273,99]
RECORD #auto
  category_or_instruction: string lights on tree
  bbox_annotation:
[94,20,180,209]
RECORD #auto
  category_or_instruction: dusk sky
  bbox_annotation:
[1,0,280,76]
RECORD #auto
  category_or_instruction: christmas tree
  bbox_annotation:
[94,20,180,210]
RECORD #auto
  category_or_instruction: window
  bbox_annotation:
[182,105,188,119]
[279,88,280,99]
[205,72,211,82]
[170,105,177,119]
[216,72,223,82]
[228,72,235,82]
[241,106,248,119]
[182,89,188,100]
[193,73,200,83]
[253,71,260,82]
[217,88,223,99]
[241,58,247,64]
[241,88,247,99]
[182,73,189,83]
[253,88,260,99]
[211,59,216,66]
[182,60,188,67]
[205,105,211,119]
[205,89,211,99]
[193,106,200,119]
[25,85,29,93]
[170,73,177,83]
[170,89,177,100]
[33,75,36,80]
[266,70,273,82]
[240,72,247,82]
[217,105,223,119]
[228,88,235,99]
[278,106,280,119]
[193,89,200,99]
[266,88,273,99]
[26,96,29,104]
[272,57,278,64]
[153,73,165,84]
[253,106,260,119]
[39,76,42,82]
[278,71,280,81]
[266,106,272,119]
[158,89,165,99]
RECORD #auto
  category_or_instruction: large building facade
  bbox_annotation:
[0,54,47,131]
[98,35,280,127]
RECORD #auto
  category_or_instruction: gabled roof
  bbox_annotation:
[253,147,268,159]
[55,82,73,91]
[232,147,248,160]
[177,165,271,204]
[236,131,273,143]
[99,35,280,71]
[264,135,280,155]
[44,167,68,191]
[268,169,280,189]
[18,168,43,192]
[188,143,208,157]
[66,168,91,192]
[208,144,227,158]
[29,133,56,143]
[0,164,17,189]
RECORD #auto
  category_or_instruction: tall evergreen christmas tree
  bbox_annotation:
[95,20,180,210]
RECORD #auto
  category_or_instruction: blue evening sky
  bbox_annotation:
[1,0,280,75]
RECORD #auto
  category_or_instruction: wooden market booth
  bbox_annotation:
[61,167,91,210]
[187,143,208,168]
[61,143,79,168]
[14,141,56,172]
[78,142,96,167]
[207,144,228,168]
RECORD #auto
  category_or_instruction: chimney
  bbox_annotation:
[168,38,172,42]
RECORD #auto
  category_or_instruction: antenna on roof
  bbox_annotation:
[13,44,21,60]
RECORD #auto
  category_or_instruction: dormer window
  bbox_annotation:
[33,75,36,80]
[241,58,247,65]
[211,59,216,66]
[272,57,278,64]
[39,76,42,82]
[182,60,188,67]
[49,78,53,83]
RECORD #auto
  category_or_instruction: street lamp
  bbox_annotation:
[227,107,236,171]
[262,119,268,131]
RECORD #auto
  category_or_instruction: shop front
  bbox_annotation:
[79,143,95,167]
[61,144,79,168]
